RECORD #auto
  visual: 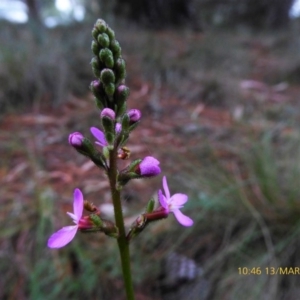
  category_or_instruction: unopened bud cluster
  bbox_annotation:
[90,19,129,118]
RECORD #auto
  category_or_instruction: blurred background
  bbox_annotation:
[1,0,300,299]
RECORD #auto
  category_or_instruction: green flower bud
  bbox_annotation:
[94,97,104,110]
[121,113,130,132]
[146,198,155,213]
[91,40,100,56]
[100,69,115,84]
[97,33,110,48]
[92,27,99,40]
[89,214,103,227]
[90,80,102,96]
[110,39,121,59]
[115,85,129,105]
[105,132,114,145]
[106,27,115,40]
[91,57,101,77]
[95,19,107,33]
[102,115,115,136]
[115,58,126,82]
[99,48,114,68]
[104,82,115,96]
[90,80,108,109]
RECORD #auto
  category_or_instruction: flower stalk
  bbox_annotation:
[47,18,193,300]
[108,147,135,300]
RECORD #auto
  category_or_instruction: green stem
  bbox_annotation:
[108,148,135,300]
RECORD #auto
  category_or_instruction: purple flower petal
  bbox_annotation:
[162,176,170,199]
[173,209,194,227]
[48,188,85,249]
[170,194,188,206]
[158,190,168,210]
[47,225,78,248]
[139,156,161,176]
[73,188,83,221]
[90,127,107,147]
[67,212,78,223]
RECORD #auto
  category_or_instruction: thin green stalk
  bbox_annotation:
[108,148,135,300]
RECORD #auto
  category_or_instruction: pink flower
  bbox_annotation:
[47,189,84,248]
[158,176,193,227]
[128,109,141,124]
[90,124,122,147]
[101,108,116,120]
[69,132,84,147]
[90,127,107,147]
[137,156,161,177]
